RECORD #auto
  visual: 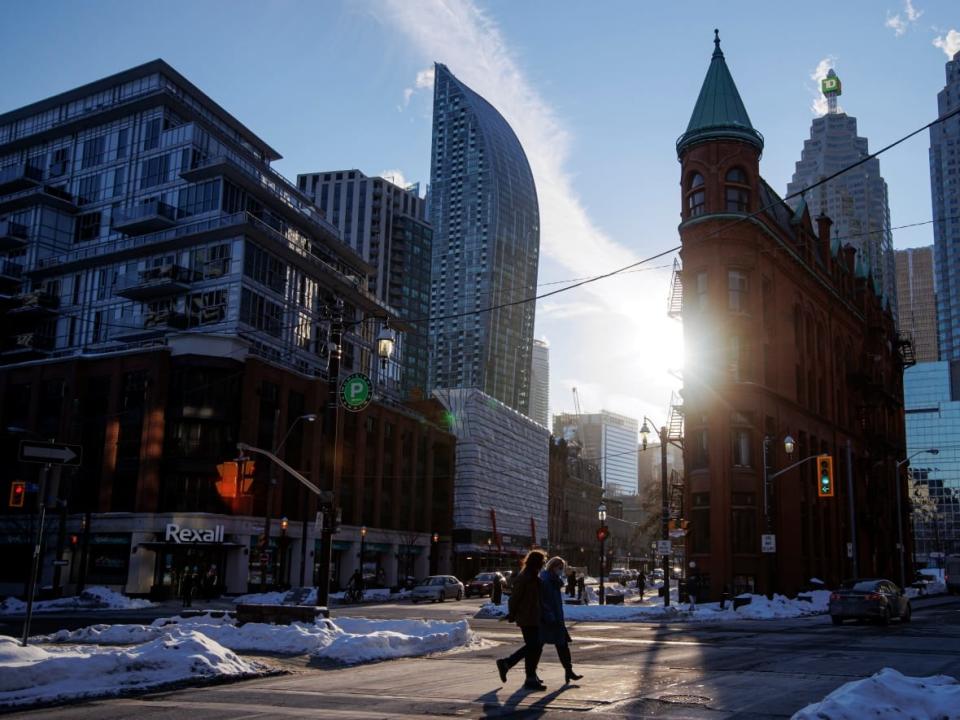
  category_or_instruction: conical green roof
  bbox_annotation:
[677,30,764,156]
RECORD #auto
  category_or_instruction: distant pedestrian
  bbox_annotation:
[638,571,646,598]
[687,572,700,612]
[577,576,586,604]
[566,571,577,598]
[540,557,583,684]
[180,567,196,608]
[203,565,218,600]
[495,549,547,691]
[492,573,503,605]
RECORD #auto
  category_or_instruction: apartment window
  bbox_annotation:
[117,128,129,159]
[50,147,69,178]
[686,173,705,217]
[112,167,126,198]
[75,174,101,205]
[143,118,161,151]
[74,212,101,243]
[731,426,752,467]
[178,179,220,219]
[81,136,106,169]
[240,288,283,337]
[725,167,750,211]
[728,270,748,312]
[696,271,708,310]
[691,425,709,469]
[731,493,757,554]
[140,154,169,189]
[188,289,227,326]
[243,241,286,294]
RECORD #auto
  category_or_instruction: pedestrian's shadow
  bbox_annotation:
[475,685,571,718]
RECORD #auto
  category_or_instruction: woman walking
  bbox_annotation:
[496,549,547,691]
[540,556,582,684]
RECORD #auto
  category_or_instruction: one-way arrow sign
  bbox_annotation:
[18,441,83,466]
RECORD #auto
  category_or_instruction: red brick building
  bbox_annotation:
[678,33,909,597]
[0,337,455,598]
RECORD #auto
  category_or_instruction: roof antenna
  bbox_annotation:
[713,29,722,56]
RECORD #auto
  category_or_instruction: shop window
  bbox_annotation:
[731,493,757,554]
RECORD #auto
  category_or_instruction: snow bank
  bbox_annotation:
[477,591,831,623]
[792,667,960,719]
[234,587,409,606]
[0,587,152,616]
[0,630,265,709]
[39,613,475,664]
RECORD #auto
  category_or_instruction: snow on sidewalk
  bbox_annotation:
[0,586,153,615]
[0,630,265,709]
[476,591,832,622]
[791,667,960,719]
[40,613,477,663]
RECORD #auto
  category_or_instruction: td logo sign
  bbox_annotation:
[339,373,373,412]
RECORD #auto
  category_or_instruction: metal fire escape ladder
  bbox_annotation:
[669,469,685,520]
[667,257,683,319]
[667,390,684,448]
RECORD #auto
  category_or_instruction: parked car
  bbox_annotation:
[829,578,911,625]
[411,575,464,603]
[465,572,505,598]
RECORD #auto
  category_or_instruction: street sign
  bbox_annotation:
[669,529,687,538]
[18,441,82,466]
[52,560,68,567]
[339,373,373,412]
[761,534,776,553]
[657,540,672,556]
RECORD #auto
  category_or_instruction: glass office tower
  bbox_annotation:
[428,64,540,415]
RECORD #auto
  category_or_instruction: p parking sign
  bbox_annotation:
[339,373,373,412]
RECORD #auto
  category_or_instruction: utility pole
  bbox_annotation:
[260,407,281,592]
[317,299,344,608]
[846,440,858,579]
[21,463,50,646]
[660,425,670,608]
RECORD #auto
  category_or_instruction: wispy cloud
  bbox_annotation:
[885,0,923,37]
[809,57,838,116]
[375,0,681,417]
[402,66,436,108]
[933,29,960,57]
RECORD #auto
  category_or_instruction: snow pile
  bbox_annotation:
[0,587,152,616]
[792,668,960,719]
[40,613,475,664]
[477,591,831,623]
[0,630,264,709]
[234,587,409,606]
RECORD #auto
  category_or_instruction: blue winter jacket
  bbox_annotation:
[539,569,570,645]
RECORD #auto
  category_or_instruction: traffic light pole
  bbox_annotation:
[660,426,671,609]
[765,449,822,597]
[317,303,343,609]
[21,463,50,646]
[846,440,858,579]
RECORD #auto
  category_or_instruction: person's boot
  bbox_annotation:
[565,668,584,683]
[523,676,547,691]
[496,659,508,683]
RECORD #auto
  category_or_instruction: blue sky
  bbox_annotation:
[1,0,958,426]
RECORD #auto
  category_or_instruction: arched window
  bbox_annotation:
[687,173,705,217]
[725,167,750,212]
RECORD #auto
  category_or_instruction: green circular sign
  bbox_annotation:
[339,373,373,412]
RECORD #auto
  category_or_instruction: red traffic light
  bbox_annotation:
[8,481,26,508]
[69,534,79,546]
[596,526,609,542]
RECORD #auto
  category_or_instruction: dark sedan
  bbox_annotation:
[465,572,505,598]
[829,578,912,625]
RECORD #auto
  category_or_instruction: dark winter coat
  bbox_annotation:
[507,567,542,627]
[539,569,571,646]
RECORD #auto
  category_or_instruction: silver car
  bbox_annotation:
[411,575,464,603]
[829,578,911,625]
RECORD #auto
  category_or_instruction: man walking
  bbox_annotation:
[496,550,547,691]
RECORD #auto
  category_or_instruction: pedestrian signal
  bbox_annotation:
[817,454,834,498]
[8,481,25,508]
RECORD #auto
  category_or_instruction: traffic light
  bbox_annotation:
[596,526,609,542]
[817,454,834,498]
[8,481,25,508]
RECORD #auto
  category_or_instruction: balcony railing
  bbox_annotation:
[115,264,197,301]
[1,332,54,356]
[0,219,29,251]
[113,309,189,341]
[113,199,178,235]
[0,259,23,282]
[0,163,43,193]
[7,289,59,319]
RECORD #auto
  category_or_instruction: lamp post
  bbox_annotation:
[360,525,367,580]
[279,517,289,588]
[431,532,439,575]
[640,418,673,607]
[261,413,316,592]
[487,537,492,571]
[896,449,938,588]
[598,502,607,605]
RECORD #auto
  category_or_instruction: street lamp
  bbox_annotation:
[431,532,439,575]
[261,413,317,592]
[279,517,289,588]
[376,325,395,368]
[598,502,607,605]
[897,449,938,587]
[360,525,367,579]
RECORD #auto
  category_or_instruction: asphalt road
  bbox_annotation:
[5,594,960,718]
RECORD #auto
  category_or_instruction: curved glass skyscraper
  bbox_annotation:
[428,63,540,415]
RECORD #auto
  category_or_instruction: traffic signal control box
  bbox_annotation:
[817,454,834,497]
[8,481,25,508]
